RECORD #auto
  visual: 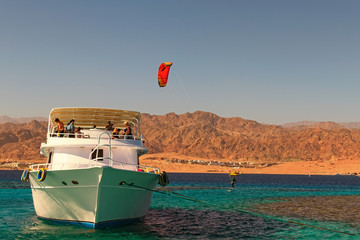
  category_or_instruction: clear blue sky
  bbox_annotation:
[1,0,359,124]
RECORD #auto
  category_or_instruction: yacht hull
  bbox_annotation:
[29,167,158,228]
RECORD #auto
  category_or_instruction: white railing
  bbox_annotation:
[29,161,161,174]
[48,132,139,140]
[48,132,91,139]
[89,131,113,166]
[34,130,158,173]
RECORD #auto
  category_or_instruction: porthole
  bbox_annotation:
[72,180,79,185]
[62,181,67,185]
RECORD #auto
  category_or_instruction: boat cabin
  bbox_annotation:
[36,108,155,172]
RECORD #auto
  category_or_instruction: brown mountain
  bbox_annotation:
[142,111,360,162]
[0,115,47,124]
[0,121,48,161]
[282,120,360,129]
[1,111,360,165]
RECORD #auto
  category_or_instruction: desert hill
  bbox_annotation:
[1,111,360,174]
[0,115,47,124]
[282,120,360,129]
[0,121,47,162]
[142,111,360,162]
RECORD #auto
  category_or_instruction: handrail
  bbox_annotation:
[29,161,161,174]
[89,131,113,167]
[48,132,138,140]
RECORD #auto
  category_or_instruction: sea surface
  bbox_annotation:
[1,171,360,239]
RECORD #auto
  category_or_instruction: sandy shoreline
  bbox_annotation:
[141,154,360,175]
[140,153,360,175]
[2,155,360,175]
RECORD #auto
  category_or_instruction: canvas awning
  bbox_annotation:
[49,107,141,129]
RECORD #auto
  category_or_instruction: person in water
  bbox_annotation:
[230,176,236,188]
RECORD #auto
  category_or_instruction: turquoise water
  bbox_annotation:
[1,171,360,239]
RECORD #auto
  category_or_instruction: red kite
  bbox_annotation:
[158,62,173,87]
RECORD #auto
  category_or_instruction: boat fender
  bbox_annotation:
[21,168,31,182]
[37,168,47,182]
[158,171,169,186]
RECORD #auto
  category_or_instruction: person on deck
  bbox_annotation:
[55,118,65,137]
[75,127,83,138]
[124,121,132,139]
[66,119,75,138]
[105,121,114,131]
[112,128,121,139]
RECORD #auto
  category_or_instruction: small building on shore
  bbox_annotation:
[0,162,19,168]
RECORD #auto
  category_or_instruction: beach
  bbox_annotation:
[140,153,360,175]
[2,155,360,176]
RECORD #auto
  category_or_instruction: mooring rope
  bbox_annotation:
[120,181,356,236]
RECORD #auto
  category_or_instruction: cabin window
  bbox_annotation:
[91,149,103,161]
[47,152,53,164]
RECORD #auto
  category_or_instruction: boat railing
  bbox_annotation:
[48,132,139,140]
[29,161,161,174]
[31,131,159,173]
[89,131,113,167]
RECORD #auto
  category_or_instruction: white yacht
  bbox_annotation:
[21,108,167,228]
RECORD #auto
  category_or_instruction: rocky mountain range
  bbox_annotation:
[1,111,360,164]
[282,120,360,129]
[142,111,360,162]
[0,121,48,161]
[0,115,47,124]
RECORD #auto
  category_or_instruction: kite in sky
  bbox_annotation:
[158,62,173,87]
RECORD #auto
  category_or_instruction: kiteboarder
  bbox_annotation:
[229,171,238,189]
[230,176,236,188]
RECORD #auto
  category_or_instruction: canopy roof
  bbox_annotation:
[49,108,141,128]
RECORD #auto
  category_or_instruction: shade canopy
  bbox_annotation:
[49,108,141,129]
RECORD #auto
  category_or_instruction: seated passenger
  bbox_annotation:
[105,121,114,131]
[55,118,65,137]
[66,119,75,138]
[124,121,132,139]
[75,127,83,138]
[112,128,120,139]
